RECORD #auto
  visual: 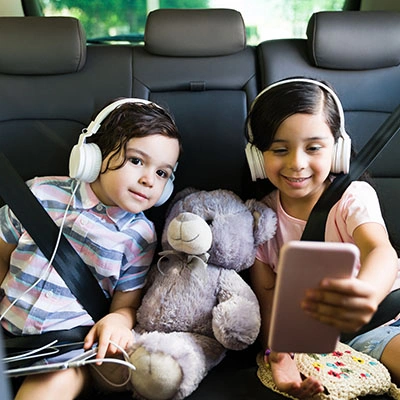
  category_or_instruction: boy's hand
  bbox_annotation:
[84,313,134,363]
[301,277,378,333]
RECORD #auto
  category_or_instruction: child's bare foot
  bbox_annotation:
[267,351,324,399]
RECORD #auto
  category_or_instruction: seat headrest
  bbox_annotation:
[0,16,86,75]
[144,9,246,57]
[307,11,400,70]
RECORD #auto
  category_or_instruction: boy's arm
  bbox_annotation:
[109,288,142,328]
[0,237,16,285]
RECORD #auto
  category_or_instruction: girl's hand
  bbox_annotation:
[84,313,134,363]
[301,277,379,333]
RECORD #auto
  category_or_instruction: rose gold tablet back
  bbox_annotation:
[269,241,359,353]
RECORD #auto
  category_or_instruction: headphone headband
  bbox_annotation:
[83,98,156,140]
[247,78,347,142]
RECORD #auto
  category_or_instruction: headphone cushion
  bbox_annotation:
[245,143,267,181]
[154,178,174,207]
[331,133,351,174]
[69,143,102,183]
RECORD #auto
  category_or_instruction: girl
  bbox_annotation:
[246,78,400,398]
[0,99,182,400]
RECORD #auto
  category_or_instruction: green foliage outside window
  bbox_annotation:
[40,0,345,44]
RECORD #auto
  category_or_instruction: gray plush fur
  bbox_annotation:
[128,189,276,400]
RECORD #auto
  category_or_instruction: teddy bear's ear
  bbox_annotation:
[165,187,199,217]
[245,199,277,246]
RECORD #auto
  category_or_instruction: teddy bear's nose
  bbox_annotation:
[167,212,212,254]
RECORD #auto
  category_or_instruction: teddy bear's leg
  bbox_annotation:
[130,331,226,400]
[130,347,182,400]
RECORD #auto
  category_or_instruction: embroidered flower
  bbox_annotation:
[352,356,365,364]
[335,361,345,367]
[341,368,353,374]
[313,362,324,371]
[328,370,343,378]
[332,351,343,357]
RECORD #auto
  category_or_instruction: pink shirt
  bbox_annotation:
[256,181,385,273]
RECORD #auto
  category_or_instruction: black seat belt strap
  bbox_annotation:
[0,153,109,322]
[301,103,400,337]
[302,102,400,241]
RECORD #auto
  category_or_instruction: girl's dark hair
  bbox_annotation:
[246,79,342,152]
[245,78,367,198]
[89,101,182,172]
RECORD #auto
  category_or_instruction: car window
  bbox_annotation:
[39,0,346,44]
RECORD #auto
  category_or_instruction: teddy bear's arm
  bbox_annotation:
[212,269,261,350]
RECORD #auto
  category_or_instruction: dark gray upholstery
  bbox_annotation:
[307,11,400,70]
[258,10,400,252]
[0,17,134,182]
[0,16,86,75]
[134,8,258,201]
[144,8,246,57]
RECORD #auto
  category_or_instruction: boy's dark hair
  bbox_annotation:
[89,101,182,172]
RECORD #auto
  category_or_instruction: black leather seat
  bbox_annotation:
[0,16,135,183]
[258,10,400,253]
[132,9,258,198]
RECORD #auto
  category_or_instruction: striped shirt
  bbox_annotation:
[0,176,156,335]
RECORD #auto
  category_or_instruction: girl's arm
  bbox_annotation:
[84,288,142,360]
[249,258,276,350]
[303,222,398,333]
[0,237,16,284]
[354,222,398,302]
[250,258,325,398]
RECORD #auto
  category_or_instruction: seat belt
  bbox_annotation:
[300,103,400,340]
[302,102,400,241]
[0,153,110,324]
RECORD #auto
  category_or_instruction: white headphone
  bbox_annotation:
[69,98,176,207]
[245,78,351,181]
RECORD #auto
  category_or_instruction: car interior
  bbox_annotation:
[1,1,400,399]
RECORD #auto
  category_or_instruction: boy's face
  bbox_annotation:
[90,134,180,213]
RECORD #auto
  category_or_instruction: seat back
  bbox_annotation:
[132,9,258,199]
[258,11,400,251]
[0,16,134,182]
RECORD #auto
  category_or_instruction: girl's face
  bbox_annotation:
[263,112,335,218]
[90,134,180,213]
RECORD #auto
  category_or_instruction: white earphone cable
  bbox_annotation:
[0,179,81,322]
[87,340,135,388]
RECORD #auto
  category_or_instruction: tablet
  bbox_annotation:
[3,341,96,377]
[269,240,359,354]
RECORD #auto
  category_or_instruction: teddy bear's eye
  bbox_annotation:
[205,219,213,226]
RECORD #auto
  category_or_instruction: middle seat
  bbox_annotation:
[131,8,258,204]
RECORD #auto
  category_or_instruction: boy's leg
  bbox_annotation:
[14,366,89,400]
[380,334,400,385]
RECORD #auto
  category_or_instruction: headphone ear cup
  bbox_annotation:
[331,132,351,174]
[69,142,102,183]
[154,177,174,207]
[245,143,267,181]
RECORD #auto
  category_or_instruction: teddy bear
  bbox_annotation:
[127,188,277,400]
